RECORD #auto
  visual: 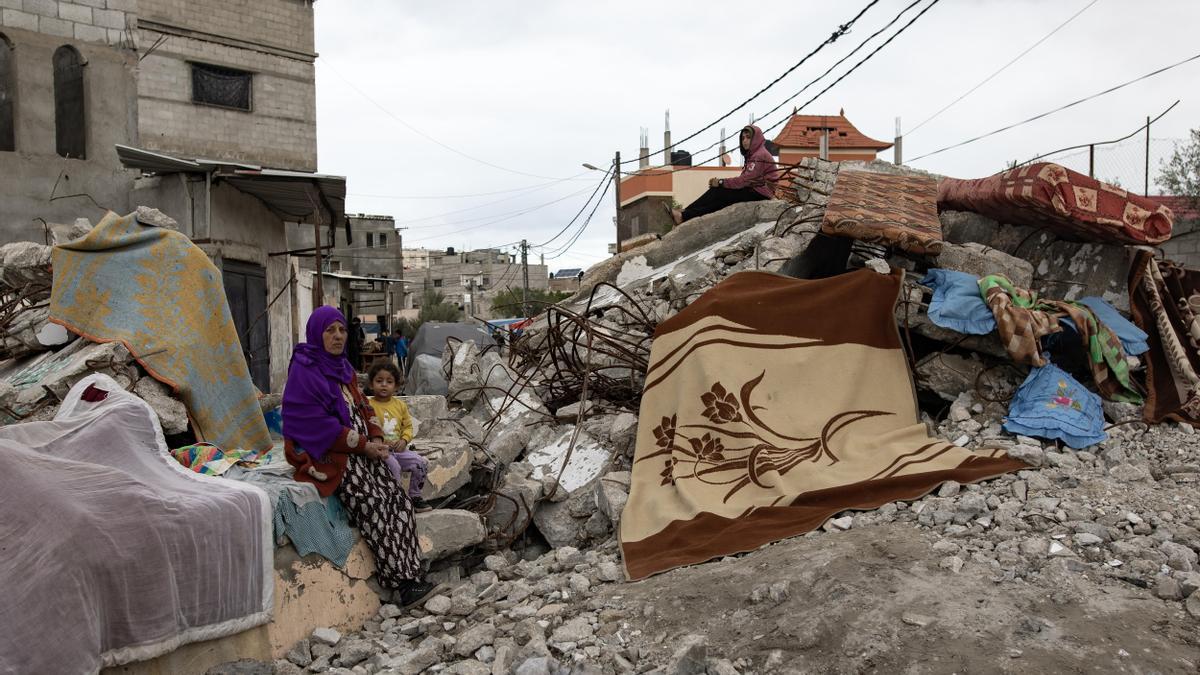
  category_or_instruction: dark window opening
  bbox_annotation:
[379,233,387,248]
[191,62,252,111]
[53,45,85,159]
[366,232,374,248]
[0,34,14,152]
[432,279,443,288]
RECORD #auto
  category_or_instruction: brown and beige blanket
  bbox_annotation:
[620,269,1026,580]
[1129,250,1200,426]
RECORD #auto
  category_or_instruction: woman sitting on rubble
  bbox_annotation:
[668,125,779,226]
[281,306,436,607]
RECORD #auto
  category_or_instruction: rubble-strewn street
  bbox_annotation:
[4,3,1200,674]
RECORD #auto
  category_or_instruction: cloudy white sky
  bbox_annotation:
[313,0,1200,271]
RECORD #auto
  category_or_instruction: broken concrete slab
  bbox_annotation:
[417,436,474,501]
[135,205,180,230]
[135,376,189,435]
[415,509,486,560]
[10,339,134,409]
[608,412,639,459]
[934,242,1034,289]
[485,461,542,539]
[914,353,987,403]
[444,340,483,405]
[398,395,449,437]
[524,428,614,495]
[486,421,531,466]
[478,350,518,396]
[595,471,631,524]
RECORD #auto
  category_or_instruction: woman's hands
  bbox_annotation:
[365,439,391,461]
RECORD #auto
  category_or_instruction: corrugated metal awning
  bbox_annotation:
[114,144,347,230]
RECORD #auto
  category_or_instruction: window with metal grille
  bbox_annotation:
[0,34,13,152]
[433,279,443,288]
[379,233,387,248]
[366,232,374,248]
[53,45,85,159]
[191,62,252,111]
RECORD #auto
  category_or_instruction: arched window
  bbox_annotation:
[0,34,14,152]
[53,45,85,159]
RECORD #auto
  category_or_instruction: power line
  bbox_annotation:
[544,175,614,260]
[909,51,1200,163]
[1014,99,1179,168]
[535,164,614,248]
[906,0,1099,136]
[402,182,603,244]
[347,173,591,201]
[652,0,940,177]
[619,0,883,167]
[321,60,577,181]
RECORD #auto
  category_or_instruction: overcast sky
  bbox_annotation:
[313,0,1200,271]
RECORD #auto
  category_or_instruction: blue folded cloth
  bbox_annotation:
[1003,362,1107,449]
[1058,296,1149,356]
[921,269,997,336]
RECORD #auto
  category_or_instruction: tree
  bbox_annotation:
[417,290,461,324]
[490,288,571,318]
[1160,128,1200,204]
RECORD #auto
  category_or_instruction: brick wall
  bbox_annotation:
[134,0,317,171]
[1,0,135,47]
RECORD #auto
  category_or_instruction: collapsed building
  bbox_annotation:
[1,154,1199,674]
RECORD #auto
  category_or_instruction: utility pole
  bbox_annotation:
[612,150,621,253]
[520,239,529,318]
[313,214,324,303]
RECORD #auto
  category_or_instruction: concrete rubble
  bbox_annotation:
[16,163,1197,672]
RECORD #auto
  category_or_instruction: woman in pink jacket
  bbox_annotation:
[669,125,778,225]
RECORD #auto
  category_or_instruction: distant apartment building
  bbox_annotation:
[402,247,549,319]
[287,214,407,325]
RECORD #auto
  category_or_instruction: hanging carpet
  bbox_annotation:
[1128,250,1200,426]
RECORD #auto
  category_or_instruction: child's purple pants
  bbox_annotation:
[384,448,428,499]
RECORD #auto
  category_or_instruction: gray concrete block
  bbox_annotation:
[2,7,40,30]
[73,21,107,43]
[57,2,92,23]
[22,0,56,17]
[38,15,74,37]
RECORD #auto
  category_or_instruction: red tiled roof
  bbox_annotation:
[1149,195,1200,222]
[772,113,892,151]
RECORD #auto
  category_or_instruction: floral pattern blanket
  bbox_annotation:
[937,163,1173,245]
[620,270,1026,580]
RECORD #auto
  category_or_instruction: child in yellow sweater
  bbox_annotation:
[368,362,431,512]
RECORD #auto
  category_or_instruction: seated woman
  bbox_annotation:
[281,306,435,606]
[669,125,779,225]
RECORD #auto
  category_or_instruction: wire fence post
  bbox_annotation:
[1088,144,1094,178]
[1145,114,1151,197]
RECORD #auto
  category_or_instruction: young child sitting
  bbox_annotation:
[367,362,432,512]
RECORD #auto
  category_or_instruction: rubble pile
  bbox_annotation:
[0,230,201,434]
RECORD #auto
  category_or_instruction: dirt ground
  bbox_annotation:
[601,524,1200,674]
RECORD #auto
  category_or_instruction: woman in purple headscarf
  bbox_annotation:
[282,306,435,606]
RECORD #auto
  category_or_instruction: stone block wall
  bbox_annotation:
[1,0,135,48]
[135,0,317,171]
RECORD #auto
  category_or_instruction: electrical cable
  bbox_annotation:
[619,0,883,166]
[906,0,1099,136]
[647,0,940,177]
[321,60,581,181]
[534,164,614,248]
[543,175,613,260]
[909,51,1200,162]
[347,172,591,201]
[401,183,604,244]
[1013,99,1179,168]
